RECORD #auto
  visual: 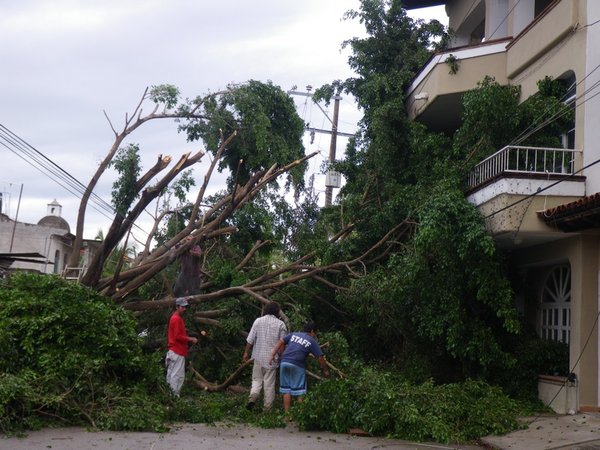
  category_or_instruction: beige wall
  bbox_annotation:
[475,194,581,237]
[513,234,599,410]
[509,14,585,97]
[507,0,581,81]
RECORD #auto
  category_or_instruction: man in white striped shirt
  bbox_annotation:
[243,301,287,412]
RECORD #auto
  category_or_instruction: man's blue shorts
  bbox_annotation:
[279,361,306,396]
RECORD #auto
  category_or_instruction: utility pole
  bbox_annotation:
[324,96,340,207]
[288,86,352,207]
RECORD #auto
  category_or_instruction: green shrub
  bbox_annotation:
[489,336,569,400]
[0,273,172,433]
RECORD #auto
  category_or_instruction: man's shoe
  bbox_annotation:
[246,401,255,411]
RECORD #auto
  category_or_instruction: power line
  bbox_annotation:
[0,124,153,240]
[0,125,114,215]
[510,62,600,147]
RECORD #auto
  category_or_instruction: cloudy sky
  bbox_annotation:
[0,1,446,243]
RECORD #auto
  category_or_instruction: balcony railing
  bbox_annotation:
[467,145,581,190]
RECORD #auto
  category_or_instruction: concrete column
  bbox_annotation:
[509,0,534,37]
[573,234,599,410]
[485,0,509,40]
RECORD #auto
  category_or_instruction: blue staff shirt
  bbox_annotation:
[280,332,323,369]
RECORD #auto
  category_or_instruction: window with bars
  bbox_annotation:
[540,265,571,344]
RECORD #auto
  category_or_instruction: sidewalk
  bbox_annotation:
[481,412,600,449]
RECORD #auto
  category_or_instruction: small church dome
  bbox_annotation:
[37,215,70,232]
[37,199,70,232]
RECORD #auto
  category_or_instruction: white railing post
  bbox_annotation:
[467,145,581,189]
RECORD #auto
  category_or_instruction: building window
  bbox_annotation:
[535,0,554,18]
[561,72,576,150]
[53,250,60,274]
[540,265,571,344]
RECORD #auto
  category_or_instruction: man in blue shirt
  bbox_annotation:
[269,322,329,413]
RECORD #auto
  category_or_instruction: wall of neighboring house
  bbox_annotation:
[0,217,72,274]
[509,0,536,37]
[447,0,486,45]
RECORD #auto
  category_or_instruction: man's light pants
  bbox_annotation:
[166,350,186,396]
[249,363,277,411]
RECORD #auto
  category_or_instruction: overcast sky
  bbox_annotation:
[0,1,446,243]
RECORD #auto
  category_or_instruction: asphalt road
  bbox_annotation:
[0,422,483,450]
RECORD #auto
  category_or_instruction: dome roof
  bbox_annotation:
[37,215,70,232]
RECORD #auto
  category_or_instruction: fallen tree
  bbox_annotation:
[67,80,414,315]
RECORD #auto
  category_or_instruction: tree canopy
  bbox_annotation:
[312,0,571,381]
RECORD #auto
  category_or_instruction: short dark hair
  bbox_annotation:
[303,322,317,333]
[263,301,280,317]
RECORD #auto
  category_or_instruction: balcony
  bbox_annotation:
[467,145,581,190]
[466,145,585,249]
[405,39,509,133]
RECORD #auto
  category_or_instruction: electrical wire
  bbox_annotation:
[483,155,600,220]
[0,124,153,240]
[472,15,600,218]
[510,64,600,147]
[0,124,114,215]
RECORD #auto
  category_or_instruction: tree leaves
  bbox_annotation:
[110,143,141,216]
[180,80,306,192]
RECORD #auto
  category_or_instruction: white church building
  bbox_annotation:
[0,199,97,275]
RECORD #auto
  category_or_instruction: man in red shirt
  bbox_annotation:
[166,297,197,396]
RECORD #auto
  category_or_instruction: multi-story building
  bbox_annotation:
[405,0,600,412]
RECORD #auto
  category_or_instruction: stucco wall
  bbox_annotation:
[0,217,71,274]
[513,234,599,410]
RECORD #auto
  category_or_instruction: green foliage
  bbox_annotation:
[225,199,276,255]
[180,80,306,192]
[111,143,142,215]
[210,259,249,288]
[489,335,569,400]
[0,273,171,433]
[517,76,574,148]
[340,179,519,378]
[453,76,522,162]
[445,54,459,75]
[453,75,574,167]
[316,2,449,250]
[293,368,522,444]
[95,387,169,432]
[167,395,227,424]
[170,170,196,204]
[316,1,573,401]
[149,84,180,109]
